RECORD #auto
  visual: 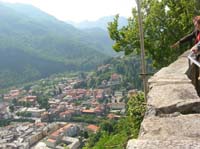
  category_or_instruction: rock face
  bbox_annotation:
[127,50,200,149]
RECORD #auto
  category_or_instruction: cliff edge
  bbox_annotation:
[127,50,200,149]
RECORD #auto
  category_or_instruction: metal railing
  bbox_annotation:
[188,52,200,95]
[188,52,200,67]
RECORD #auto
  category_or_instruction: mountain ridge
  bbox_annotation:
[67,16,128,30]
[0,2,118,88]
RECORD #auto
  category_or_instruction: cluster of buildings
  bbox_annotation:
[0,73,138,148]
[99,73,123,88]
[0,84,126,122]
[6,79,126,121]
[0,122,81,149]
[0,122,57,148]
[45,123,80,148]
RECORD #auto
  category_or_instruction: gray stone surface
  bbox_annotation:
[147,83,200,114]
[127,139,200,149]
[148,74,191,88]
[148,50,191,88]
[127,51,200,149]
[140,114,200,140]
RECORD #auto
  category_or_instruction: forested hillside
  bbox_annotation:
[73,54,154,91]
[67,16,128,56]
[82,28,117,56]
[92,55,143,90]
[0,2,116,88]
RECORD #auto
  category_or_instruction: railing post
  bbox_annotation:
[188,52,200,96]
[136,0,148,102]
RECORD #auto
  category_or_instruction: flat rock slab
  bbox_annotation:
[151,50,191,79]
[148,51,190,87]
[147,83,200,114]
[154,57,189,76]
[127,139,200,149]
[127,114,200,149]
[148,74,191,87]
[140,114,200,140]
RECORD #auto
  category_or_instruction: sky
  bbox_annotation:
[0,0,136,22]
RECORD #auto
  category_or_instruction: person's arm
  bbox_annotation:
[179,31,196,44]
[171,31,195,48]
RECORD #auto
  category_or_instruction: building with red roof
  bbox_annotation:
[87,124,99,133]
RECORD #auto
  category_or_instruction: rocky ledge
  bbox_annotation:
[127,51,200,149]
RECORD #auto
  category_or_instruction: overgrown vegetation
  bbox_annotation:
[75,55,154,91]
[0,119,35,127]
[83,92,145,149]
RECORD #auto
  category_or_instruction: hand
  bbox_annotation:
[171,41,180,49]
[191,46,198,54]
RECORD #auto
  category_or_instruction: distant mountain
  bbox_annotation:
[0,2,115,88]
[67,16,127,56]
[81,28,119,56]
[68,16,128,30]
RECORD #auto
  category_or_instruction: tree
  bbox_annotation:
[108,0,200,68]
[100,120,115,134]
[87,77,96,88]
[58,87,62,94]
[37,95,50,110]
[12,98,17,106]
[83,93,146,149]
[9,105,14,112]
[127,92,145,136]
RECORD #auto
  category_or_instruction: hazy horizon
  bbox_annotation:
[0,0,135,23]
